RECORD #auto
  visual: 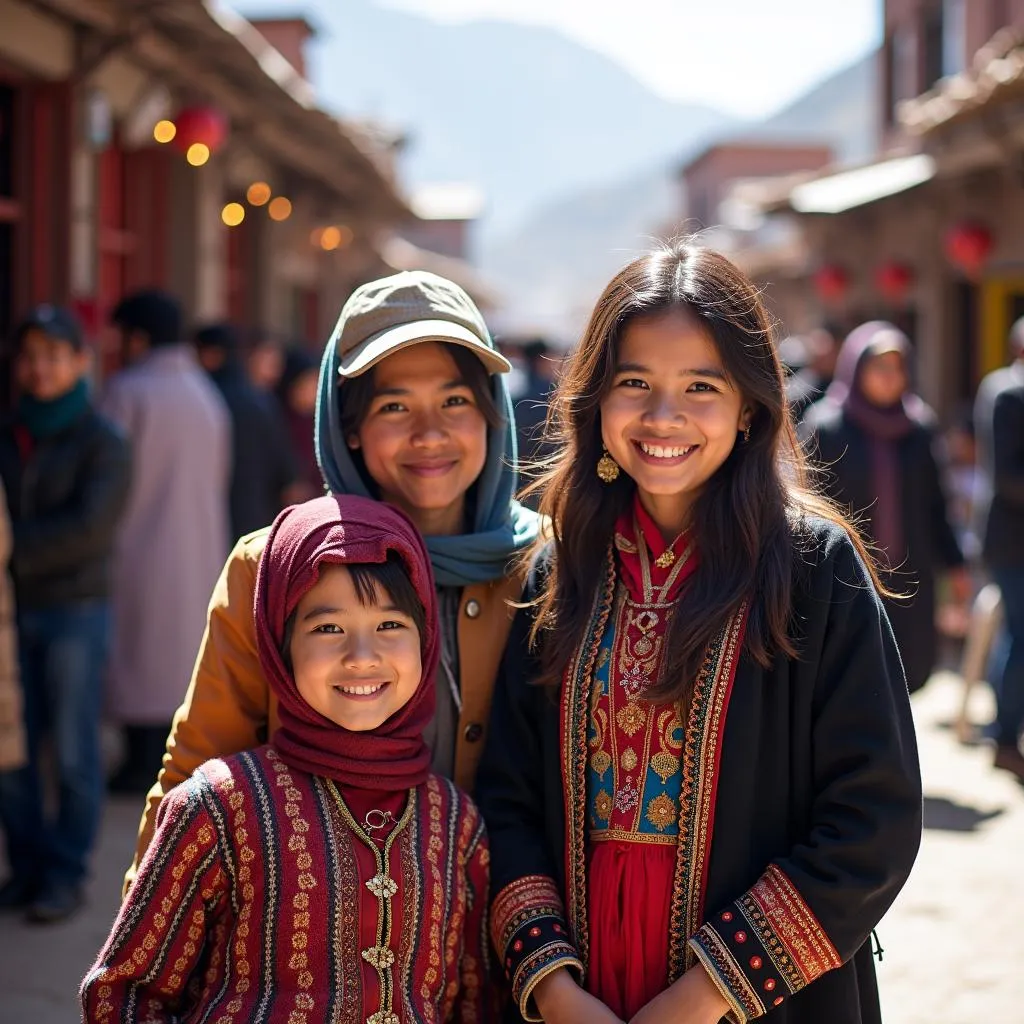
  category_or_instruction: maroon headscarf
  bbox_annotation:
[827,321,928,565]
[254,494,439,791]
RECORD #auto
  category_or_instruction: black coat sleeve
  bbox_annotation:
[475,553,583,1022]
[689,528,922,1021]
[13,427,132,577]
[992,389,1024,509]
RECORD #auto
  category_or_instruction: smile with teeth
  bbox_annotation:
[335,682,389,696]
[636,441,697,459]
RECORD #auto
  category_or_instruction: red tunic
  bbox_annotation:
[585,497,696,1020]
[81,747,493,1023]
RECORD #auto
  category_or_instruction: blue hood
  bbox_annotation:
[314,338,540,586]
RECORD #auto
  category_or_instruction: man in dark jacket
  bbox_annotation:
[976,317,1024,781]
[194,324,304,539]
[0,306,131,922]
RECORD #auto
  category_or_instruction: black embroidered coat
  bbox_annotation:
[476,518,922,1024]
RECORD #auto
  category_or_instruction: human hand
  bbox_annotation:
[533,968,626,1024]
[629,965,731,1024]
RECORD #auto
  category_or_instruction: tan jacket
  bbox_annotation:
[0,481,25,771]
[126,527,525,893]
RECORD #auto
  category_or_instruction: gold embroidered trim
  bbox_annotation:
[561,546,617,977]
[326,781,415,1024]
[667,605,747,980]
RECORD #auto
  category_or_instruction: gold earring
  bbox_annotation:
[742,424,751,444]
[596,448,620,483]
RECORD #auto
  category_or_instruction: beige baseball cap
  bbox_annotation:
[330,270,511,379]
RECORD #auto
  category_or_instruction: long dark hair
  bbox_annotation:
[525,240,886,702]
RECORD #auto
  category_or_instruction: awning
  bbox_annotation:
[788,154,936,214]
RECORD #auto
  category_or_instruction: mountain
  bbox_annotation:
[242,0,737,238]
[481,53,879,341]
[753,52,878,163]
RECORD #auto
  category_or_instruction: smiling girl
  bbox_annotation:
[83,495,492,1022]
[124,271,538,890]
[476,243,922,1024]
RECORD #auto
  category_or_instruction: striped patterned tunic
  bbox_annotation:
[81,747,492,1023]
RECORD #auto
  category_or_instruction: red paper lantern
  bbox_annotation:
[875,262,914,304]
[172,106,228,156]
[944,222,993,276]
[813,264,849,303]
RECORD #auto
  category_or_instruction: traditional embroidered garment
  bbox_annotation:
[85,496,495,1022]
[82,748,491,1023]
[477,516,922,1024]
[585,498,700,1018]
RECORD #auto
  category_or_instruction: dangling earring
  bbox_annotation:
[596,447,620,483]
[742,424,751,444]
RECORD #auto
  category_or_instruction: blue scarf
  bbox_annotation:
[314,339,540,586]
[16,379,90,439]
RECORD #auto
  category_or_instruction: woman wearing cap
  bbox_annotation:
[801,320,969,694]
[124,271,540,891]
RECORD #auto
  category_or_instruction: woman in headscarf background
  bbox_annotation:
[802,320,970,693]
[122,270,540,892]
[83,495,492,1022]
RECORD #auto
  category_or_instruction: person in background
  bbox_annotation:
[246,332,286,394]
[941,413,983,563]
[975,316,1024,781]
[787,325,839,422]
[511,338,557,463]
[0,306,130,922]
[276,347,323,496]
[0,482,24,785]
[101,291,231,794]
[194,323,309,540]
[802,321,970,694]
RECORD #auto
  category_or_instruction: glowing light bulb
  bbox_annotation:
[186,143,210,167]
[268,196,292,221]
[221,203,245,227]
[246,182,271,206]
[153,120,176,144]
[319,226,342,250]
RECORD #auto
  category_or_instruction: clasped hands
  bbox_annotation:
[534,964,731,1024]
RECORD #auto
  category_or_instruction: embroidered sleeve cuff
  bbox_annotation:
[689,864,842,1019]
[491,874,583,1022]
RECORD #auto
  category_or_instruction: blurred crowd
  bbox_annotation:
[0,288,1022,925]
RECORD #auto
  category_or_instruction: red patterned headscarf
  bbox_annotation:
[254,495,438,790]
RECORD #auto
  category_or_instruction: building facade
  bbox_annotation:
[741,0,1024,416]
[0,0,408,399]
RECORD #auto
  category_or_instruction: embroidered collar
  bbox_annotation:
[613,494,697,604]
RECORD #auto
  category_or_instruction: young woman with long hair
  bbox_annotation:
[476,242,921,1024]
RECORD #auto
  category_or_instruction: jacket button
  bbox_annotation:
[464,723,484,743]
[464,599,481,619]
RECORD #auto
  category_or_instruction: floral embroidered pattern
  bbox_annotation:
[646,794,678,832]
[616,702,647,738]
[586,590,683,846]
[742,865,841,990]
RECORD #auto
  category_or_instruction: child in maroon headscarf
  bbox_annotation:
[81,495,493,1023]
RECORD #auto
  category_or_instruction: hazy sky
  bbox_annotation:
[381,0,881,117]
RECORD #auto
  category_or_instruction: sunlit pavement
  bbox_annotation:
[1,672,1022,1023]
